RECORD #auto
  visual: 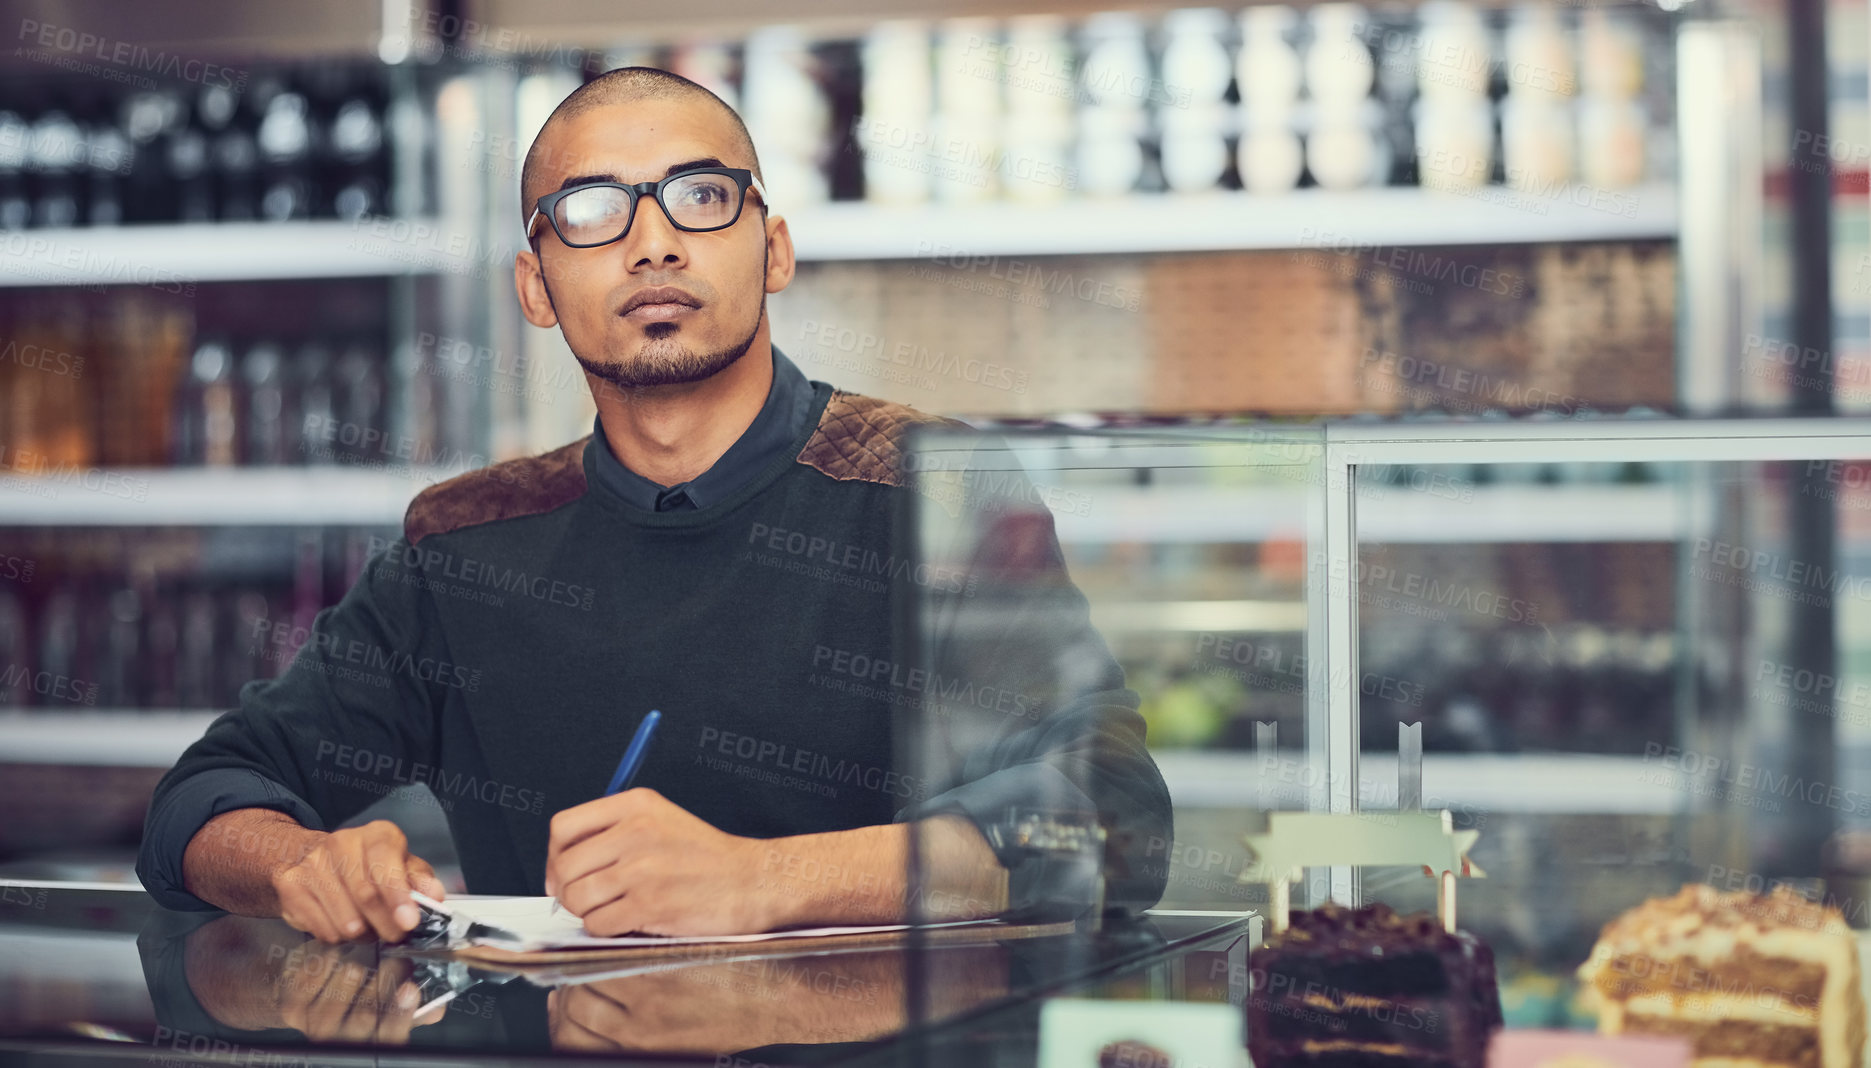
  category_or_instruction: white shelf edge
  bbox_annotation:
[788,183,1678,261]
[1159,750,1706,815]
[1051,482,1685,544]
[0,220,460,287]
[2,471,1688,540]
[0,184,1677,288]
[0,466,460,526]
[0,710,221,767]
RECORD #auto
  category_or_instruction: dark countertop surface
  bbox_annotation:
[0,882,1255,1067]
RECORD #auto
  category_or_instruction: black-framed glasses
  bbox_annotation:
[525,167,770,248]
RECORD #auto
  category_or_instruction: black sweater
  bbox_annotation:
[136,384,1172,914]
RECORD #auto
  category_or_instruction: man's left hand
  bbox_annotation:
[545,788,777,936]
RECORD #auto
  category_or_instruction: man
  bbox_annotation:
[137,67,1170,944]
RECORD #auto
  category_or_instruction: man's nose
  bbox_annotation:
[619,195,687,271]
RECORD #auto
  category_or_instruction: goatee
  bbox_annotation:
[578,305,764,390]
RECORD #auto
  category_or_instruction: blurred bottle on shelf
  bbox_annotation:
[209,83,260,222]
[120,91,182,224]
[0,589,26,706]
[742,26,832,207]
[294,340,337,465]
[1305,4,1387,192]
[931,18,1001,202]
[256,88,315,222]
[6,296,95,471]
[1577,8,1647,189]
[1002,16,1075,203]
[223,587,276,694]
[241,342,292,465]
[26,105,84,229]
[1412,1,1493,191]
[175,587,218,708]
[332,339,386,465]
[116,295,191,467]
[34,585,86,701]
[859,20,936,204]
[141,576,181,708]
[0,527,409,710]
[84,102,131,227]
[1079,13,1153,196]
[95,586,143,708]
[1156,8,1232,194]
[172,338,238,466]
[0,110,28,228]
[1500,6,1577,196]
[1236,6,1304,194]
[165,101,213,223]
[320,66,388,222]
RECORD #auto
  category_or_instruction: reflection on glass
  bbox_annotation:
[548,944,1008,1056]
[148,910,1011,1060]
[1350,458,1870,1029]
[904,428,1322,925]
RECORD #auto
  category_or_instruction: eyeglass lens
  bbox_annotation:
[552,173,743,245]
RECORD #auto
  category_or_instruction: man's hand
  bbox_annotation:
[272,941,447,1044]
[545,789,769,936]
[271,820,447,943]
[185,915,449,1042]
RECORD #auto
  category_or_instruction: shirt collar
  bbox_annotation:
[589,347,814,512]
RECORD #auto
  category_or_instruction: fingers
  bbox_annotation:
[275,866,357,944]
[300,954,373,1039]
[545,791,658,892]
[277,952,423,1045]
[553,986,632,1051]
[353,826,421,940]
[578,890,651,937]
[272,822,436,943]
[548,830,628,905]
[406,857,446,900]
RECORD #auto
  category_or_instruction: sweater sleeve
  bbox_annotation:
[896,445,1173,916]
[136,538,452,911]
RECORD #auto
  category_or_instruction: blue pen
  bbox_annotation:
[552,710,661,916]
[605,709,662,795]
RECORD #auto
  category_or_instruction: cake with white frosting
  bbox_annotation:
[1576,884,1865,1068]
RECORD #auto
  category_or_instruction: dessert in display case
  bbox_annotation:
[897,415,1871,1067]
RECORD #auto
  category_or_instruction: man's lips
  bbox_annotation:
[619,287,701,322]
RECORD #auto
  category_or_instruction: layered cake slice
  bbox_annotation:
[1246,901,1503,1067]
[1576,884,1866,1068]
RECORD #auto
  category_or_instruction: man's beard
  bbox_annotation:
[577,303,765,390]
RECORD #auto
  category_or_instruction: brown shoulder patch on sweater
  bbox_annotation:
[794,391,966,487]
[404,436,589,545]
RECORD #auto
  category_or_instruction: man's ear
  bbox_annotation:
[764,214,796,295]
[515,249,559,328]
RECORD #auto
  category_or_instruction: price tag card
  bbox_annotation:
[1038,999,1245,1068]
[1487,1030,1692,1067]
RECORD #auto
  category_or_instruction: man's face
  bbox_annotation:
[515,97,788,390]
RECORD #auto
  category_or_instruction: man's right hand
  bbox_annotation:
[272,820,447,943]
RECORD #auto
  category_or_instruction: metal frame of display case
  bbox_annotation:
[1305,416,1871,906]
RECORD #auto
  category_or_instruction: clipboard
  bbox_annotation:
[449,917,1080,966]
[405,892,1076,967]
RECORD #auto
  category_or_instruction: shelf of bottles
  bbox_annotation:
[0,2,1682,762]
[0,1,1675,287]
[0,525,394,724]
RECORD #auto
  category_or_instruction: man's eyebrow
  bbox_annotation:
[555,173,617,192]
[552,158,730,194]
[660,157,726,178]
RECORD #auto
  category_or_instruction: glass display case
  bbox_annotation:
[900,413,1871,1052]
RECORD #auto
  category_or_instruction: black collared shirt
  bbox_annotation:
[589,347,816,511]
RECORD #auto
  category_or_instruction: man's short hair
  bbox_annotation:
[520,66,765,228]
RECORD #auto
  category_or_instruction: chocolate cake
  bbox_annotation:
[1246,901,1503,1067]
[1576,884,1866,1068]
